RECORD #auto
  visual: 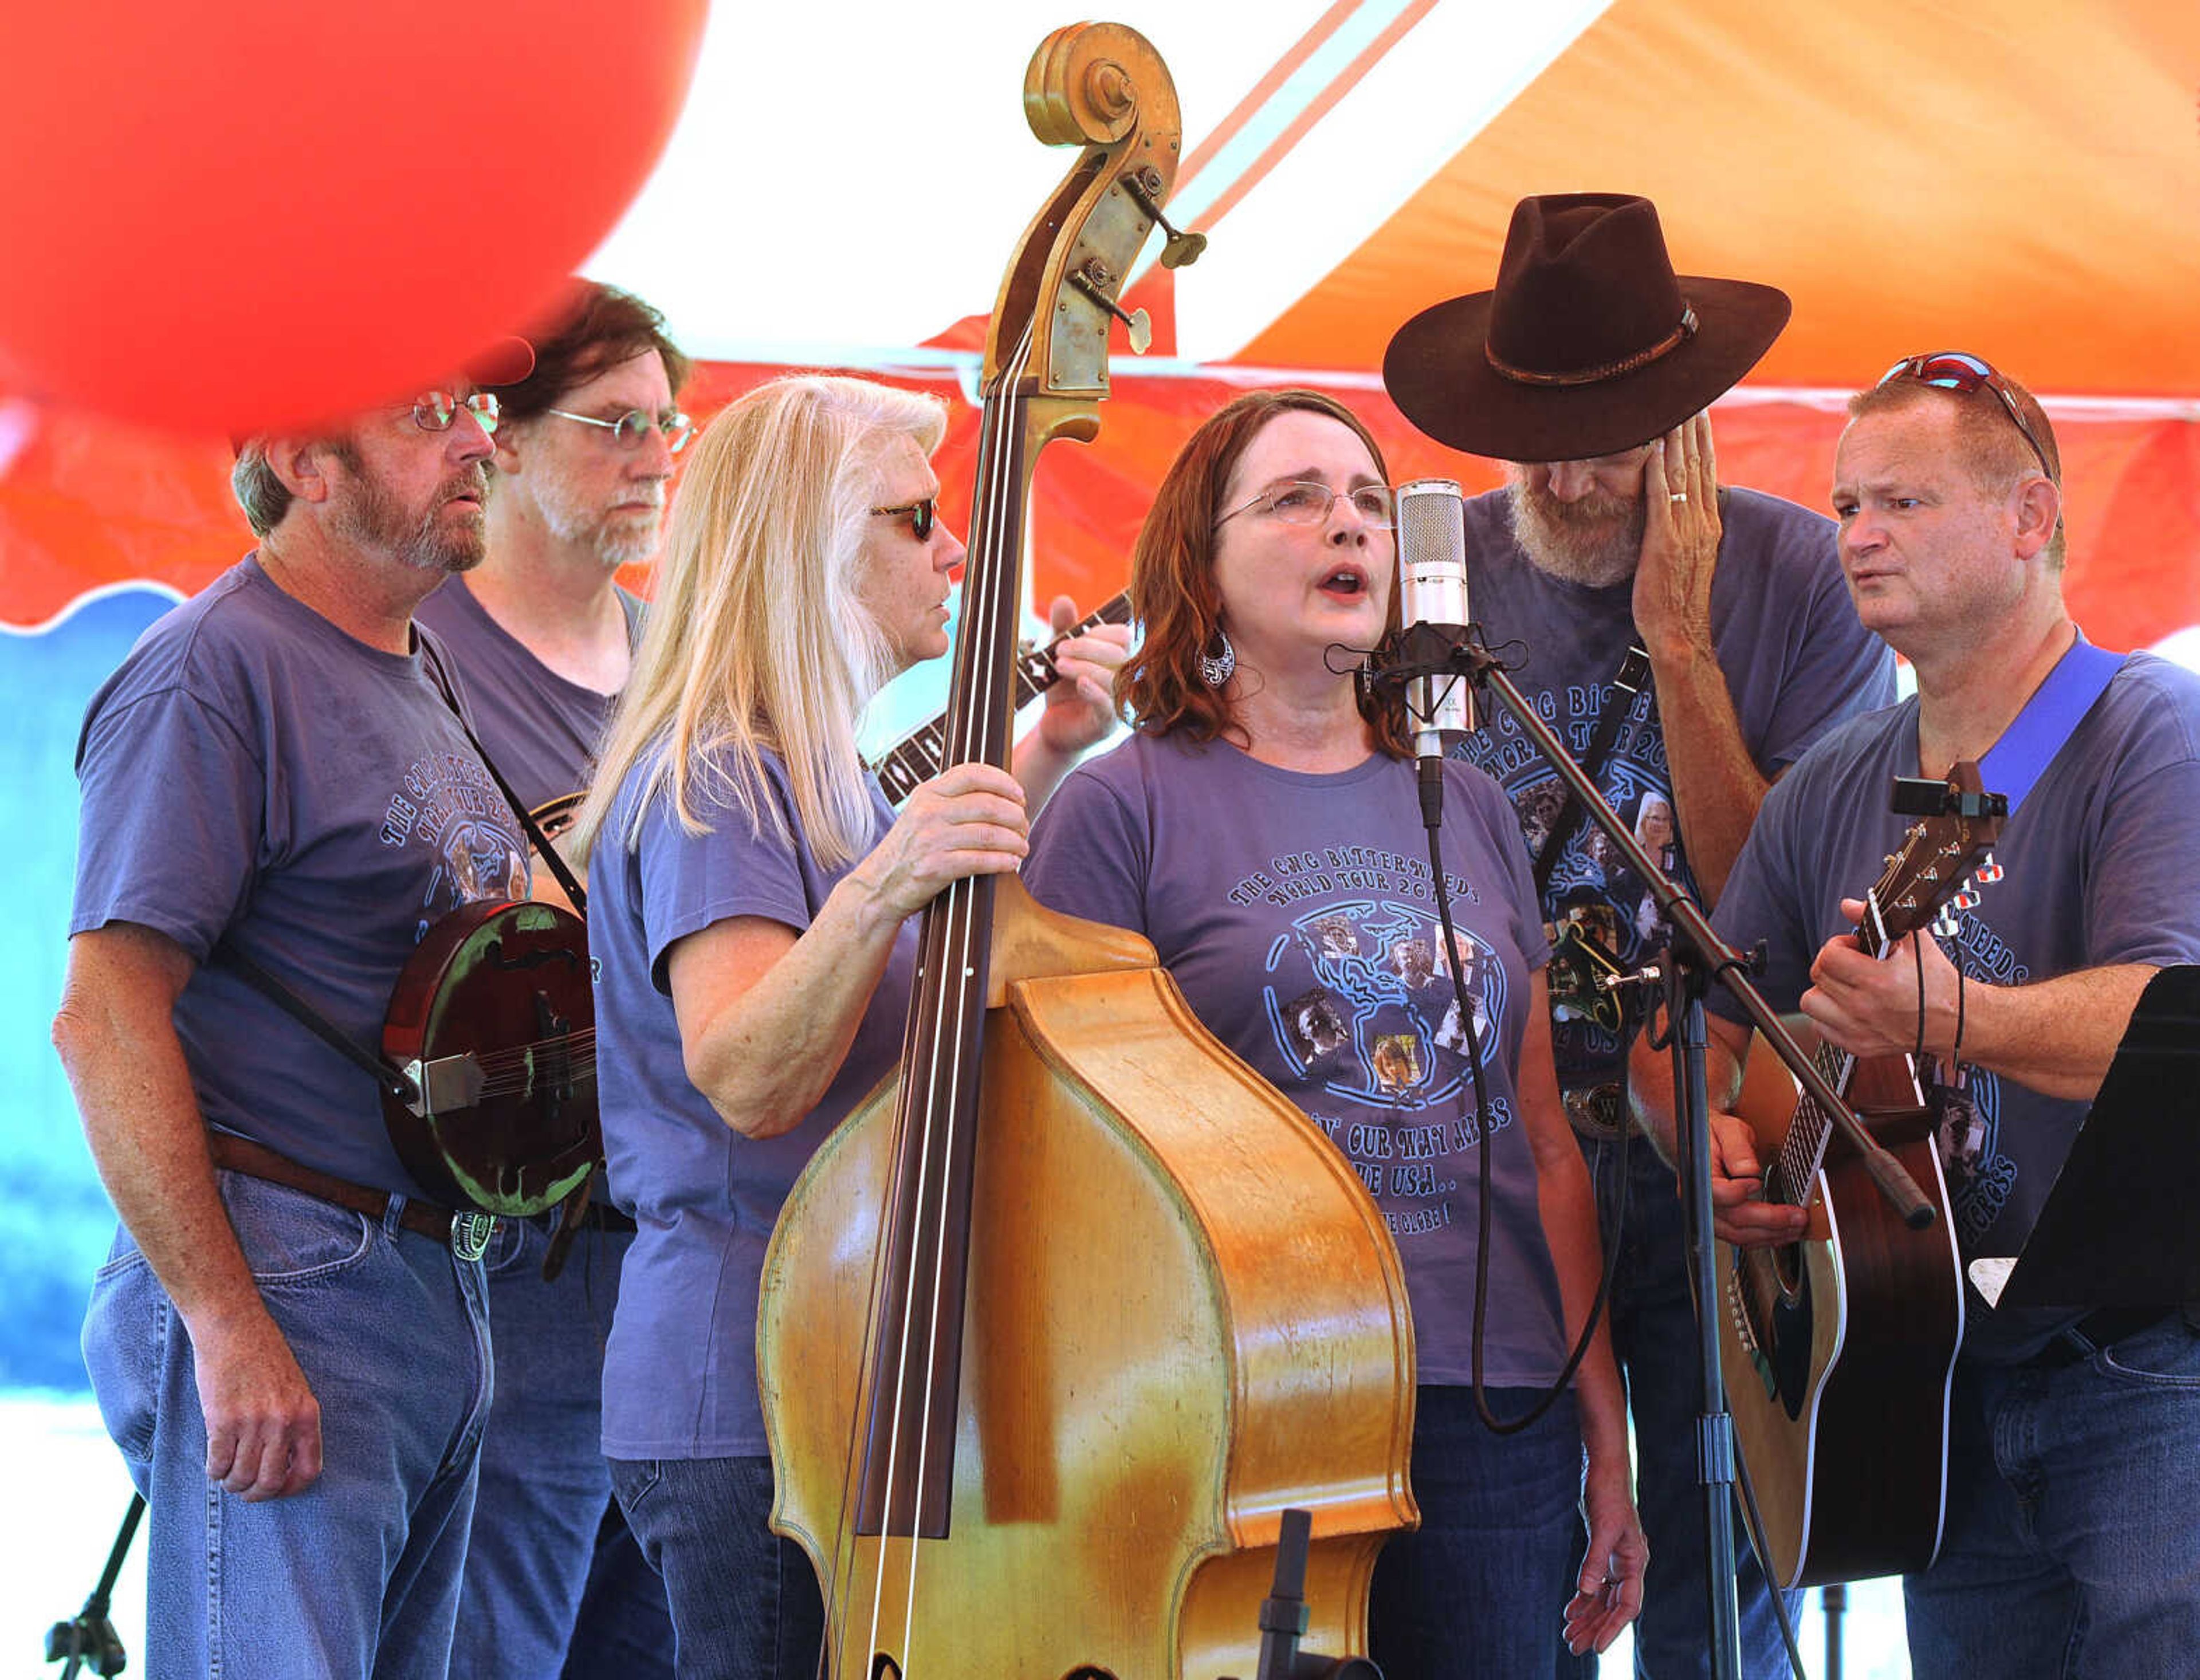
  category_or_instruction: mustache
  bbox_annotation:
[1514,480,1638,528]
[435,469,489,509]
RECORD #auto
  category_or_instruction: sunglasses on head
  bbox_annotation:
[1877,352,2058,487]
[869,496,937,542]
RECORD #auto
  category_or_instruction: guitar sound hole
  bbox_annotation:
[1060,1668,1119,1679]
[870,1657,902,1680]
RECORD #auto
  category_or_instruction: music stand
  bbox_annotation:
[1982,964,2200,1310]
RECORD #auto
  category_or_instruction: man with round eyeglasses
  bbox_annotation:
[58,339,539,1676]
[415,280,688,1678]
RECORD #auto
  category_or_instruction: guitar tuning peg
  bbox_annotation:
[1976,856,2003,884]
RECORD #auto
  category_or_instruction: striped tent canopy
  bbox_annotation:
[5,0,2197,645]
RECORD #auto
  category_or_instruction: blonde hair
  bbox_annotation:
[572,375,948,871]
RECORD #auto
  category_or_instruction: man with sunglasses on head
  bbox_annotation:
[1635,353,2200,1676]
[414,280,687,1678]
[55,344,537,1677]
[1384,193,1895,1677]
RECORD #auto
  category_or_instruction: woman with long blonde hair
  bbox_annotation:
[573,373,1125,1677]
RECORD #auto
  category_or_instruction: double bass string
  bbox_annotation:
[854,324,1036,1674]
[897,330,1032,1669]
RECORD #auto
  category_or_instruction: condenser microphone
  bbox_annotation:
[1394,477,1473,758]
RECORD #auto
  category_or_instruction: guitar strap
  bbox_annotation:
[1533,641,1655,899]
[1973,634,2124,819]
[214,937,419,1107]
[417,638,590,914]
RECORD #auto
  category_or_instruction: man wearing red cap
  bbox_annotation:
[1385,193,1895,1677]
[54,347,535,1678]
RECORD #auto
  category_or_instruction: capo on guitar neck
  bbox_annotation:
[1889,775,2009,823]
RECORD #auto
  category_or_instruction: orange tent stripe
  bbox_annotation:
[1186,0,1440,236]
[1177,0,1365,192]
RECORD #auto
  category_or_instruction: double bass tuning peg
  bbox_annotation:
[1068,259,1154,355]
[1123,167,1208,269]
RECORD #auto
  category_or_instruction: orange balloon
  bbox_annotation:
[0,1,708,436]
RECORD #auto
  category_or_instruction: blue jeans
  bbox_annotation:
[1904,1315,2200,1677]
[1564,1131,1794,1678]
[452,1214,674,1679]
[1369,1383,1586,1678]
[609,1455,822,1680]
[81,1171,493,1679]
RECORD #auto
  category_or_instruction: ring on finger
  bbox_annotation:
[1668,490,1688,504]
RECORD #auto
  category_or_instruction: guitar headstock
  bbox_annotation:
[1865,760,2008,951]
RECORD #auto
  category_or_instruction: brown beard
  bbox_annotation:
[333,461,489,576]
[1506,476,1645,589]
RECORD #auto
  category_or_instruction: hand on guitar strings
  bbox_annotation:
[1030,593,1132,757]
[1563,1461,1648,1655]
[1705,1106,1810,1248]
[1804,896,1959,1064]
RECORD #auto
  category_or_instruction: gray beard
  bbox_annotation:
[1506,479,1645,589]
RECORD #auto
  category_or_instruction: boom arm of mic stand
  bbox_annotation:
[1445,636,1935,1231]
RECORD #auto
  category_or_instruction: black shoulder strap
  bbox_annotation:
[1531,641,1654,899]
[417,636,590,914]
[213,937,420,1107]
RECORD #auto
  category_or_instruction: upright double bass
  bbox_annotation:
[757,24,1415,1680]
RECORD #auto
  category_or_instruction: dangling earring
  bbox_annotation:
[1198,625,1236,688]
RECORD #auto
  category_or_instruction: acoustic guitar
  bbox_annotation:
[1720,763,2003,1587]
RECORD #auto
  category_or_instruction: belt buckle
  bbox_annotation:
[1563,1084,1628,1141]
[450,1211,497,1262]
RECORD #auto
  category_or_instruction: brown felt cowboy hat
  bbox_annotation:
[1382,193,1791,462]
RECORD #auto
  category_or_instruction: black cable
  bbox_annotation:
[1913,933,1927,1061]
[1415,761,1618,1437]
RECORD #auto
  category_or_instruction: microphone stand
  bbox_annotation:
[1368,628,1935,1680]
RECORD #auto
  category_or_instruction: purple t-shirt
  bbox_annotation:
[414,575,642,815]
[589,741,916,1457]
[1023,733,1568,1387]
[1450,486,1896,1096]
[69,556,529,1199]
[1708,653,2200,1362]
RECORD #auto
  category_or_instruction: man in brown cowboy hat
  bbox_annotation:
[1384,191,1895,1677]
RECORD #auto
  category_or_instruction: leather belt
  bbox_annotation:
[2027,1305,2176,1369]
[531,1201,637,1234]
[209,1132,497,1260]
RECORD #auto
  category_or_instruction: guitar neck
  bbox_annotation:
[1768,894,1904,1205]
[869,591,1131,806]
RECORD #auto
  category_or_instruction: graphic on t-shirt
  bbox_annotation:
[1261,898,1506,1108]
[1462,682,1688,1087]
[1931,1061,2012,1248]
[381,749,529,941]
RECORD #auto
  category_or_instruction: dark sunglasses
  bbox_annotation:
[1877,352,2058,486]
[869,496,937,542]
